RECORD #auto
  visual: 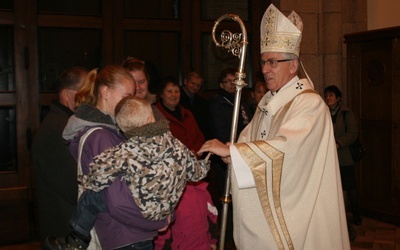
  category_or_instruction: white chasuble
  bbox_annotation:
[230,77,350,250]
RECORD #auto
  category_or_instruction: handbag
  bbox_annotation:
[349,137,365,162]
[343,112,365,162]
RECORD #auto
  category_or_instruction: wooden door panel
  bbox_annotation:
[360,40,392,121]
[0,188,30,244]
[359,40,394,212]
[346,27,400,224]
[124,30,181,92]
[359,121,392,204]
[0,0,33,242]
[392,39,400,215]
[38,27,102,91]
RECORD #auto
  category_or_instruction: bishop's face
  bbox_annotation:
[260,52,297,93]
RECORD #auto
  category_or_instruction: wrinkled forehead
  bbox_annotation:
[261,52,285,60]
[189,76,202,84]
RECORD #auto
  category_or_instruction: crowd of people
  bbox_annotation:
[33,3,362,250]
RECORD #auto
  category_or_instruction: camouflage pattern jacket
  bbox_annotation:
[82,119,210,220]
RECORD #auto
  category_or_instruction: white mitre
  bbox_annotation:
[260,4,303,56]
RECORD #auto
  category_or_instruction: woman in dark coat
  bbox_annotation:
[324,85,362,226]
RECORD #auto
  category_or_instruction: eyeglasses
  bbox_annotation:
[259,59,293,68]
[222,79,236,84]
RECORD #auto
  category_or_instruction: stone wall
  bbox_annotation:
[277,0,367,103]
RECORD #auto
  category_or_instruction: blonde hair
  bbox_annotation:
[75,65,134,107]
[115,96,154,135]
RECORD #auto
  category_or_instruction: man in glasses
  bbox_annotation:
[199,4,350,250]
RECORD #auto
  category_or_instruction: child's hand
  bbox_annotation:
[204,152,212,161]
[198,139,230,157]
[210,244,217,250]
[221,156,232,164]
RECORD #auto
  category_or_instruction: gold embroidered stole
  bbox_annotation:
[236,89,316,249]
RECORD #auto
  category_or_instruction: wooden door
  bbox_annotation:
[0,0,108,244]
[0,0,38,244]
[345,27,400,224]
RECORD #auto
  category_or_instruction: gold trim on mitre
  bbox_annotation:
[260,4,303,56]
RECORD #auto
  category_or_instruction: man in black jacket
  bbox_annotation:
[179,71,212,140]
[32,66,87,244]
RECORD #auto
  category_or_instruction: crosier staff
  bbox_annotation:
[211,14,248,250]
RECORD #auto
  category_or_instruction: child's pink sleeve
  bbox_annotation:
[154,228,171,250]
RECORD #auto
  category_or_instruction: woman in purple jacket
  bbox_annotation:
[46,65,169,250]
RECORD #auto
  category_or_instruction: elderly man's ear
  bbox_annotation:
[289,59,299,74]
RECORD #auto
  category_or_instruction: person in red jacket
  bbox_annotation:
[155,77,205,153]
[169,181,218,250]
[154,77,218,250]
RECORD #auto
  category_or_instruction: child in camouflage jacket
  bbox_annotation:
[45,96,210,250]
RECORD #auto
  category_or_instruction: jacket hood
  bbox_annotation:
[62,103,118,142]
[126,119,171,162]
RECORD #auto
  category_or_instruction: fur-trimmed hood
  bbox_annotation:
[63,103,119,141]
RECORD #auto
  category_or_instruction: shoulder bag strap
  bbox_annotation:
[77,127,103,176]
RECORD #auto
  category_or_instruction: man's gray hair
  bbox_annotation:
[281,53,299,60]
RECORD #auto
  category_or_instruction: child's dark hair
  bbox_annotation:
[158,76,179,95]
[218,67,236,84]
[324,85,342,99]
